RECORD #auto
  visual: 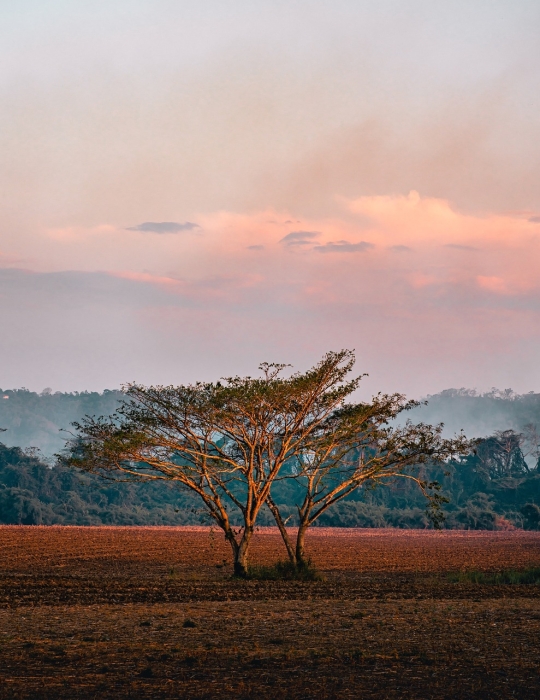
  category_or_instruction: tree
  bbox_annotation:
[267,393,471,566]
[475,430,529,479]
[59,351,362,576]
[60,350,472,574]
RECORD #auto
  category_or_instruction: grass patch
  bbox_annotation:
[449,567,540,585]
[245,559,323,581]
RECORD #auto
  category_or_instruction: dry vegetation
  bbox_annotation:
[1,527,540,699]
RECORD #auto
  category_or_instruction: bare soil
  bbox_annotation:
[0,526,539,699]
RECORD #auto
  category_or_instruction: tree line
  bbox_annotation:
[1,426,539,530]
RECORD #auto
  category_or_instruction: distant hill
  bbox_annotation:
[1,386,539,457]
[408,388,540,440]
[0,389,123,457]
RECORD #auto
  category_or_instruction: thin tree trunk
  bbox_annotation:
[215,519,241,573]
[266,495,296,563]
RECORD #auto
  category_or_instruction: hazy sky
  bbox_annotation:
[1,1,539,396]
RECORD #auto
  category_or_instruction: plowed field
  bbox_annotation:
[0,527,539,699]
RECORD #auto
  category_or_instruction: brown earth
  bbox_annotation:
[0,526,539,699]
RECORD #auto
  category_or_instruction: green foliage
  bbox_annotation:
[1,437,539,529]
[521,503,540,530]
[316,501,431,529]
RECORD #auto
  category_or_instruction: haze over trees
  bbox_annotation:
[409,388,540,443]
[0,388,123,456]
[1,364,539,541]
[1,384,539,459]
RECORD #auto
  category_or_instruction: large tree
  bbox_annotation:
[59,350,470,574]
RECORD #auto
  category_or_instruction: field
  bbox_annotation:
[1,527,540,699]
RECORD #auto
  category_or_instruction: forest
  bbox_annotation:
[1,429,539,530]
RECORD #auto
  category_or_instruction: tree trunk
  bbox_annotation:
[295,521,309,567]
[233,526,253,577]
[266,495,296,563]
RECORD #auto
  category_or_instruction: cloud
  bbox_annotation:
[390,245,412,252]
[529,216,540,223]
[314,240,374,253]
[111,269,263,302]
[477,276,509,295]
[279,230,321,246]
[410,273,438,289]
[247,245,264,250]
[126,222,200,233]
[444,243,479,251]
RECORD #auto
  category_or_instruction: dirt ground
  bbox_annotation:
[0,527,539,699]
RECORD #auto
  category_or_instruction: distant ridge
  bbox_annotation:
[1,387,539,457]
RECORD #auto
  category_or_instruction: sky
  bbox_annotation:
[1,0,540,397]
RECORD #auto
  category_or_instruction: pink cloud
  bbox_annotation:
[409,274,438,289]
[112,270,188,294]
[111,269,263,302]
[477,276,510,295]
[84,193,538,315]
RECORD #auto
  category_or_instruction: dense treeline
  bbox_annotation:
[1,428,539,529]
[0,443,204,526]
